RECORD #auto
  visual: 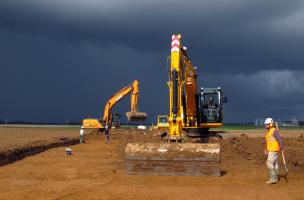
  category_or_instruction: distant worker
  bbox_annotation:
[80,126,85,143]
[206,96,217,109]
[104,125,110,144]
[264,118,284,184]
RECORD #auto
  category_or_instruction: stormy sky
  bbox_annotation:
[1,0,304,123]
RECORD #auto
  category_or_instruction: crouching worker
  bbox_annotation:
[80,126,85,143]
[264,118,284,184]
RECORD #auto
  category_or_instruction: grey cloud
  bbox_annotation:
[1,1,304,53]
[201,70,304,122]
[0,29,167,122]
[231,70,304,97]
[203,69,304,99]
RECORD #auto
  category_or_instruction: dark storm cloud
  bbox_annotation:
[202,70,304,122]
[0,27,168,122]
[1,0,304,73]
[1,0,304,122]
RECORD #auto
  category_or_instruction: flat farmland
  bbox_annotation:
[0,127,80,152]
[0,127,304,200]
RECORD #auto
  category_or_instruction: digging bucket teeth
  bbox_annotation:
[125,143,221,176]
[125,111,148,122]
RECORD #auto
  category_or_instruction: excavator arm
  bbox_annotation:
[103,80,146,126]
[82,80,147,129]
[168,34,184,139]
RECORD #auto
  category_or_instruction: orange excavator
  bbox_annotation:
[82,80,147,130]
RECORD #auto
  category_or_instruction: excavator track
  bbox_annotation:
[125,143,221,176]
[184,128,209,137]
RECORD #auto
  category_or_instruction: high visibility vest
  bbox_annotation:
[266,127,280,152]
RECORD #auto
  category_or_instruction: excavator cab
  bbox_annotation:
[200,87,227,123]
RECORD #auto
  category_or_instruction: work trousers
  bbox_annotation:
[80,134,84,143]
[104,129,110,143]
[266,151,279,170]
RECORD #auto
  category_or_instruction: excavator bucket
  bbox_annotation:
[125,111,148,122]
[125,143,221,176]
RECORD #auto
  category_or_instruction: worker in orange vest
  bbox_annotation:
[264,118,284,184]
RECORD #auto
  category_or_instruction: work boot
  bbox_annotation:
[266,169,278,184]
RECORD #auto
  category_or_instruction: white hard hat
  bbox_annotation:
[81,126,84,129]
[264,118,273,125]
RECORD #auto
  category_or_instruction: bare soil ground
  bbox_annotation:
[0,128,304,200]
[0,127,80,166]
[0,127,79,151]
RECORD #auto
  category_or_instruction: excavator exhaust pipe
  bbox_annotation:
[125,143,221,176]
[125,111,148,122]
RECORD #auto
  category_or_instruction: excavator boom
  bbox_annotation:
[103,80,147,125]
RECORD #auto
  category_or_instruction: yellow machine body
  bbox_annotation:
[168,34,226,139]
[157,115,169,129]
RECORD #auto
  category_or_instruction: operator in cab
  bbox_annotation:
[206,96,218,109]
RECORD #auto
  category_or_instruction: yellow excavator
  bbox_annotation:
[167,34,227,139]
[82,80,147,130]
[125,34,227,176]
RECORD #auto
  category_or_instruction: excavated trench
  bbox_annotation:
[0,137,79,167]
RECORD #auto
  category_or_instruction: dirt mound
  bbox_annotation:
[284,137,304,168]
[225,134,265,164]
[221,133,304,171]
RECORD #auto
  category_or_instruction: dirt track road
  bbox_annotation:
[0,129,304,200]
